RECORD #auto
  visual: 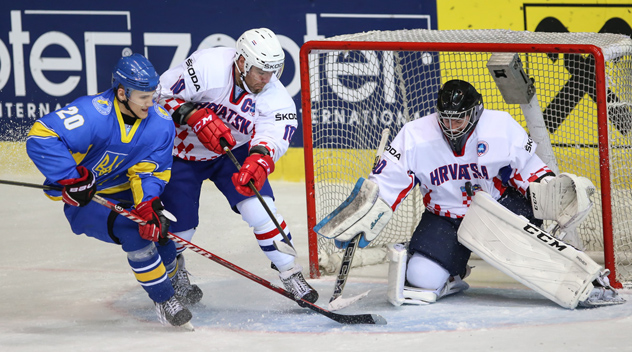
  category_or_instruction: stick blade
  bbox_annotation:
[178,321,195,331]
[273,240,297,257]
[332,313,387,325]
[327,290,370,311]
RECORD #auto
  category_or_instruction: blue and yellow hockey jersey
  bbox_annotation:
[26,88,175,206]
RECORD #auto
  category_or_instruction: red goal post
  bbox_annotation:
[299,29,632,288]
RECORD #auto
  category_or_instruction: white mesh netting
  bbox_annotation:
[302,29,632,285]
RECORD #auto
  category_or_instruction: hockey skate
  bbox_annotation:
[578,270,626,308]
[155,295,194,329]
[401,275,470,304]
[277,264,319,303]
[171,255,203,305]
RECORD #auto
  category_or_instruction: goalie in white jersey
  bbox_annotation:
[318,79,623,308]
[156,28,317,303]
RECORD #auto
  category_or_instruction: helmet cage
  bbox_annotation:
[435,79,484,153]
[438,106,478,139]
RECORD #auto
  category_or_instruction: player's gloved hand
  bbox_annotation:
[58,165,96,207]
[231,153,275,197]
[187,108,236,154]
[132,197,170,245]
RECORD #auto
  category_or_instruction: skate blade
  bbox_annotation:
[178,321,195,331]
[327,290,370,311]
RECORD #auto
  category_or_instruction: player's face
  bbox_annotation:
[245,66,273,93]
[119,89,155,119]
[441,113,471,134]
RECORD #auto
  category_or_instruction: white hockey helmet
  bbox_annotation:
[234,28,285,80]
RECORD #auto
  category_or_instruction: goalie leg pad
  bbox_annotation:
[314,177,393,244]
[387,244,468,306]
[387,244,432,305]
[458,191,602,309]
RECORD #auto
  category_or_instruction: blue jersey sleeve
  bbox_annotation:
[25,98,99,182]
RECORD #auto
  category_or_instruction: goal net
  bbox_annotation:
[299,29,632,288]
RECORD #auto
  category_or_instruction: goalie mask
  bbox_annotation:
[234,28,285,93]
[436,80,484,155]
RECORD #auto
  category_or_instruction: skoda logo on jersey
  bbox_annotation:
[477,141,488,156]
[92,96,112,115]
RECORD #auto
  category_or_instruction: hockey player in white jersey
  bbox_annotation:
[157,28,317,303]
[316,79,624,308]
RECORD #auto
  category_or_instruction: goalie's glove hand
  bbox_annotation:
[231,153,275,197]
[529,173,595,228]
[132,197,170,245]
[58,165,96,207]
[187,108,236,154]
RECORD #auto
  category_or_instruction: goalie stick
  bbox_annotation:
[220,139,297,257]
[328,128,390,311]
[0,179,386,325]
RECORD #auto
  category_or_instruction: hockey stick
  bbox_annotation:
[220,139,297,257]
[328,128,390,311]
[94,195,384,324]
[2,179,386,324]
[0,179,133,205]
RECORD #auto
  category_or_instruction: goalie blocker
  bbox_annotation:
[458,191,624,309]
[314,177,393,248]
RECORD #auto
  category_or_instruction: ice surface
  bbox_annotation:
[1,177,631,351]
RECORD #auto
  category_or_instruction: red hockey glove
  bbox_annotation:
[231,154,275,197]
[132,197,170,245]
[58,165,96,207]
[187,108,236,154]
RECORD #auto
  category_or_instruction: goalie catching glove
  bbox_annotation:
[314,177,393,248]
[132,197,171,245]
[529,173,595,249]
[529,172,595,229]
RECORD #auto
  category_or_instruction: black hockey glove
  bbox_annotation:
[133,197,170,245]
[58,165,96,207]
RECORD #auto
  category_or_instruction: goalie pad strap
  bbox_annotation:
[314,177,393,243]
[458,191,601,309]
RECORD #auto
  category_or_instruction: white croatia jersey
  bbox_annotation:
[369,109,552,219]
[157,47,298,162]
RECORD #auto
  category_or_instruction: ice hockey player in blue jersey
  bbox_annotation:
[25,54,199,329]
